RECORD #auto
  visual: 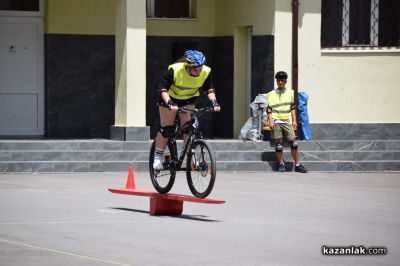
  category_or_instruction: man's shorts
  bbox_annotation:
[272,123,296,140]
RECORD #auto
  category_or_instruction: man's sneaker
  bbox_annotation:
[295,164,308,173]
[278,163,285,172]
[153,158,164,170]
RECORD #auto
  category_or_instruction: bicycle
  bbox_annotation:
[149,107,217,198]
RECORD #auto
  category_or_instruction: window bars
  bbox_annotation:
[321,0,400,48]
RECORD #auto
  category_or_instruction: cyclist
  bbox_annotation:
[153,50,221,170]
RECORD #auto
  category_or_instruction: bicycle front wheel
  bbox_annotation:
[149,140,176,194]
[186,140,216,198]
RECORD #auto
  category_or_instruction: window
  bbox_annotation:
[0,0,39,11]
[147,0,195,18]
[321,0,400,48]
[0,0,43,16]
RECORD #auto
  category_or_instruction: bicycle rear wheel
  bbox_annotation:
[149,140,176,194]
[186,139,216,198]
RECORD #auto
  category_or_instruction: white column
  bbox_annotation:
[112,0,148,140]
[234,26,249,137]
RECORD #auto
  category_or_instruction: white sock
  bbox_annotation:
[155,148,164,159]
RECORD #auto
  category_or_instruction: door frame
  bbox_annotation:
[233,26,252,136]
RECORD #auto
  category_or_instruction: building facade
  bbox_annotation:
[0,0,399,140]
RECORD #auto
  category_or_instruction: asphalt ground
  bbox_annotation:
[0,171,399,266]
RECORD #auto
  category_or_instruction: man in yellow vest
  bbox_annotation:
[153,50,221,170]
[266,71,308,173]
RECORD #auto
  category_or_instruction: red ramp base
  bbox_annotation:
[108,188,225,216]
[150,197,183,215]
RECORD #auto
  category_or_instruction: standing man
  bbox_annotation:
[266,71,308,173]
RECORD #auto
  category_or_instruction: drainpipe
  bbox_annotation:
[292,0,300,126]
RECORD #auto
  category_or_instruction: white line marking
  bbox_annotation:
[0,238,132,266]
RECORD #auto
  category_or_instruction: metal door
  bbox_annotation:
[0,17,44,135]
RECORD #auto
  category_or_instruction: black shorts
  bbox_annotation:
[158,96,198,107]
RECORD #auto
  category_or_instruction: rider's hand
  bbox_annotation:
[211,99,221,112]
[166,100,178,111]
[213,105,221,112]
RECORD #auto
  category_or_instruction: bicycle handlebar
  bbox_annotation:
[179,106,214,114]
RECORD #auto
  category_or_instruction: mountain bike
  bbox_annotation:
[149,107,216,198]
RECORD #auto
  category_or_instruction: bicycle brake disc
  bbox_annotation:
[200,163,208,177]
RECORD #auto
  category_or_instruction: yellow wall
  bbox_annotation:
[276,0,400,123]
[146,0,215,36]
[45,0,115,35]
[215,0,274,36]
[46,0,275,37]
[274,1,292,86]
[146,0,275,37]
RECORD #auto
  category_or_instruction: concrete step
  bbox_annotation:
[1,150,400,162]
[0,160,399,172]
[0,150,149,161]
[0,140,151,151]
[1,139,400,151]
[1,139,399,172]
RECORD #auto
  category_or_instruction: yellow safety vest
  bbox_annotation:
[266,89,294,120]
[167,62,211,100]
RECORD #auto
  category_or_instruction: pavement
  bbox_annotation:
[0,171,399,266]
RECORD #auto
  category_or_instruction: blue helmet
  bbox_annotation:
[184,50,206,68]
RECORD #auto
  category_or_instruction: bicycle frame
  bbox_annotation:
[167,107,209,171]
[150,106,216,198]
[168,117,196,171]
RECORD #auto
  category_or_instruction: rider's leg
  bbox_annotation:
[178,104,195,147]
[153,106,177,170]
[179,104,197,167]
[156,106,178,149]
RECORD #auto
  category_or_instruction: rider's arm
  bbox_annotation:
[161,91,173,107]
[203,73,220,111]
[207,92,221,112]
[158,68,174,102]
[158,68,177,109]
[207,92,218,105]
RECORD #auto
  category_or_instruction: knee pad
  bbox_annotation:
[275,143,283,152]
[158,125,176,138]
[289,140,298,149]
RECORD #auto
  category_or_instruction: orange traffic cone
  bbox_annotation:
[125,165,136,189]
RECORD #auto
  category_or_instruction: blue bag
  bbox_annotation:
[298,91,312,140]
